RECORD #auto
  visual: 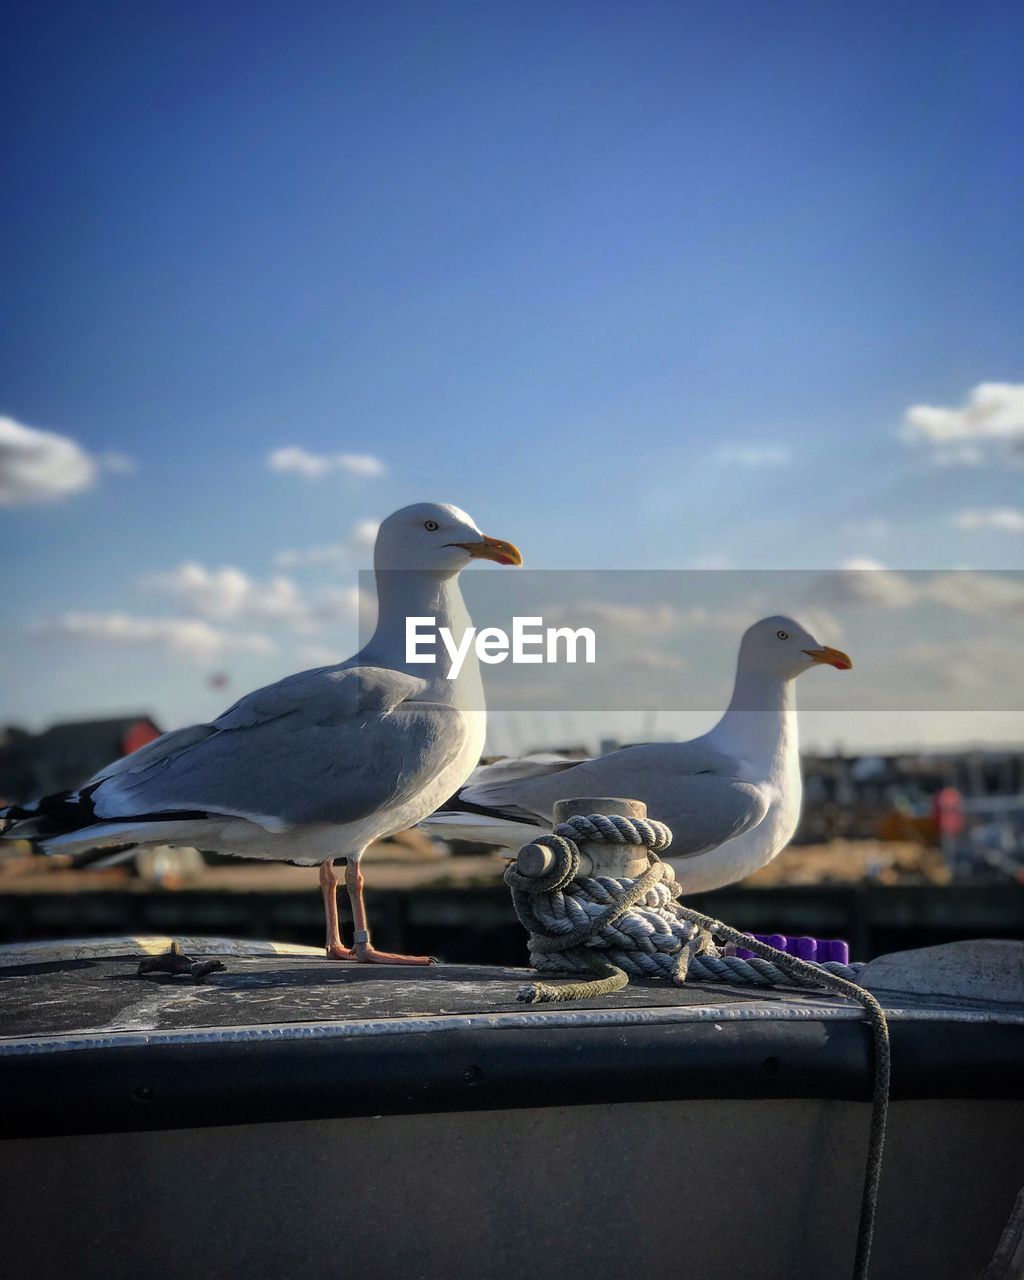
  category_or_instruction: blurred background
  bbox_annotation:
[2,0,1022,961]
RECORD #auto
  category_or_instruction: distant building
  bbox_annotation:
[0,716,162,805]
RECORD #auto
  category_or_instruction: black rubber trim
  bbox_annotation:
[2,1017,1022,1140]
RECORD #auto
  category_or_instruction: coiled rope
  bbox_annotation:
[504,814,700,1001]
[503,814,867,999]
[504,812,890,1280]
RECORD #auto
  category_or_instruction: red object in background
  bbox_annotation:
[121,719,161,756]
[207,672,230,690]
[933,786,966,838]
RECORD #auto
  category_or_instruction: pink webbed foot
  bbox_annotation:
[351,943,436,966]
[325,943,353,960]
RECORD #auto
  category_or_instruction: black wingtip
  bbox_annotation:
[438,794,538,825]
[1,786,99,841]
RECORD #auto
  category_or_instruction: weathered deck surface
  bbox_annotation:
[1,951,782,1041]
[2,940,1023,1044]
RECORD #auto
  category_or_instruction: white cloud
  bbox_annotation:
[954,508,1024,534]
[674,604,777,632]
[307,584,360,622]
[795,607,845,643]
[31,612,275,663]
[547,601,683,635]
[138,562,306,623]
[139,563,252,620]
[100,450,137,475]
[840,557,886,570]
[714,444,791,467]
[929,444,985,468]
[816,559,920,608]
[138,561,360,633]
[925,571,1024,620]
[0,415,99,505]
[546,592,839,644]
[267,446,386,480]
[274,519,380,569]
[33,552,359,672]
[817,560,1024,620]
[545,600,783,642]
[831,557,919,607]
[902,382,1024,466]
[0,416,136,506]
[625,647,686,672]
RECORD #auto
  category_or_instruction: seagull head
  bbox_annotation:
[739,614,852,681]
[373,502,523,574]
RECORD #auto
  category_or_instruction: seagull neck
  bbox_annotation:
[368,569,477,684]
[372,569,470,644]
[713,667,798,772]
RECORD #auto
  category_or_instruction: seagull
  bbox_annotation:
[1,503,522,965]
[422,616,851,893]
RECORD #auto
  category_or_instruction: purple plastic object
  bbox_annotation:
[819,938,851,965]
[731,933,852,965]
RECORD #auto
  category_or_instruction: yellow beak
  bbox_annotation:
[803,645,853,670]
[451,535,523,566]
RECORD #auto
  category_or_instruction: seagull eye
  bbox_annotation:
[776,630,789,640]
[424,520,439,532]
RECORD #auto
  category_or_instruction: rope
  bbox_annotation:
[688,953,865,985]
[504,815,704,1002]
[505,812,890,1280]
[504,815,865,997]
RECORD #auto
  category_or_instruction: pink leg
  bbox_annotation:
[319,860,352,960]
[345,861,435,966]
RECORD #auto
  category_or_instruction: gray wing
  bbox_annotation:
[89,665,425,784]
[212,663,426,730]
[463,740,770,857]
[90,665,469,830]
[632,774,772,857]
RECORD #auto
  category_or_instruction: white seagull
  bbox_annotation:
[1,503,522,965]
[423,616,851,893]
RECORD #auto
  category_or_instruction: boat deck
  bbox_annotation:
[2,939,1023,1140]
[4,940,1024,1280]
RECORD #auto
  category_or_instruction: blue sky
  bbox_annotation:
[2,0,1023,751]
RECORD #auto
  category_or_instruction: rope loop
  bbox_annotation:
[553,813,673,852]
[504,833,579,896]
